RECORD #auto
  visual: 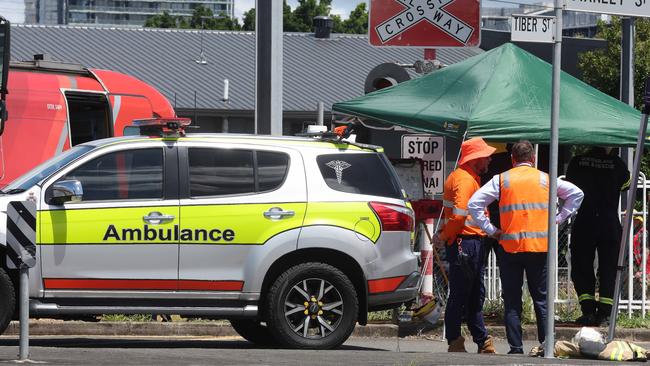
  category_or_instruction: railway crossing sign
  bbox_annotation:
[369,0,481,47]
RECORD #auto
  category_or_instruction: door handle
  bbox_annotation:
[264,207,295,220]
[143,211,175,225]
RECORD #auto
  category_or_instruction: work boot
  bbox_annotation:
[595,313,610,327]
[478,335,496,354]
[448,336,467,352]
[574,313,597,326]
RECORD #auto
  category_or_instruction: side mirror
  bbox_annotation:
[50,180,83,205]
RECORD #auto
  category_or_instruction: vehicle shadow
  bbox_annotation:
[0,337,384,351]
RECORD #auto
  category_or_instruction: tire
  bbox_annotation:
[230,319,277,346]
[0,268,15,334]
[266,262,358,349]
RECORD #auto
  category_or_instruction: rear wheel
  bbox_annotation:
[266,262,358,349]
[0,268,15,334]
[230,319,276,346]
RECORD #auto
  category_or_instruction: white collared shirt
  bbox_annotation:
[468,162,584,236]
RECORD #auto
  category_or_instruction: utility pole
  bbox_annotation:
[255,0,283,135]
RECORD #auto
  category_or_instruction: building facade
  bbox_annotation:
[23,0,234,26]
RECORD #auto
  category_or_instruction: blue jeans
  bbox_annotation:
[497,246,547,351]
[444,236,488,345]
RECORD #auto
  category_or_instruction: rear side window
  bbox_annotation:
[188,148,289,197]
[317,153,402,199]
[258,151,289,191]
[189,148,254,196]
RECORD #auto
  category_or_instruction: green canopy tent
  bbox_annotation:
[333,43,644,146]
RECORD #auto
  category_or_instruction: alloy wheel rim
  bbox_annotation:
[283,277,344,339]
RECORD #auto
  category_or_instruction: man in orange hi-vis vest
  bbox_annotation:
[431,137,496,354]
[468,140,583,355]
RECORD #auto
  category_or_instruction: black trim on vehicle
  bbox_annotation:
[164,144,179,200]
[178,146,190,199]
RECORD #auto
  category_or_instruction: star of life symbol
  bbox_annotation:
[326,160,352,184]
[375,0,474,45]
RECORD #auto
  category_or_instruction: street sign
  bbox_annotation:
[369,0,481,48]
[511,14,555,43]
[6,201,36,269]
[564,0,650,18]
[401,134,445,196]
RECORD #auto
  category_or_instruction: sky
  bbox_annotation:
[0,0,542,24]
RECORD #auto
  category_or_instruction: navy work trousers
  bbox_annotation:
[497,246,547,352]
[444,236,488,345]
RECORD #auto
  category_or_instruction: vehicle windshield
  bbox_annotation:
[4,145,95,192]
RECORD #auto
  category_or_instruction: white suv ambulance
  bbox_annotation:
[0,120,419,349]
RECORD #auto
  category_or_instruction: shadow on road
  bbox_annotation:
[0,337,384,351]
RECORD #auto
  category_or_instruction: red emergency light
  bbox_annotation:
[132,117,192,137]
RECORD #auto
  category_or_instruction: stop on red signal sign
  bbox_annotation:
[369,0,481,48]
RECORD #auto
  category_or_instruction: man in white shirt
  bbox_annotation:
[467,140,583,355]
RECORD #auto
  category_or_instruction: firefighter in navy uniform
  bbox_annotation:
[565,147,630,326]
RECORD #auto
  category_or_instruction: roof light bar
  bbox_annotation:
[132,118,192,137]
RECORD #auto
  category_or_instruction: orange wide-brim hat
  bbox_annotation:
[458,137,496,166]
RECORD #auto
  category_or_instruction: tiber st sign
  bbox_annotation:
[369,0,481,47]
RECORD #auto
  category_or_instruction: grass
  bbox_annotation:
[100,314,153,322]
[368,310,394,322]
[616,314,650,328]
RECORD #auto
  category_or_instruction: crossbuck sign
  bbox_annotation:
[369,0,481,47]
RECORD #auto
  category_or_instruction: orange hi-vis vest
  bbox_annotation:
[440,166,486,244]
[499,165,550,253]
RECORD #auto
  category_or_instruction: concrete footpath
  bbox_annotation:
[4,319,650,341]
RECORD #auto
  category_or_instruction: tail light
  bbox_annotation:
[369,202,414,232]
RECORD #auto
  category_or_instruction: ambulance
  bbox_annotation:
[0,119,420,349]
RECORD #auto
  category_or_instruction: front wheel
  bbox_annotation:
[266,262,358,349]
[0,268,15,334]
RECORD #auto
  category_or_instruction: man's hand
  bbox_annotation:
[490,229,502,241]
[431,233,445,248]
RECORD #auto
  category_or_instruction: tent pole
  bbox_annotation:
[608,80,650,342]
[544,1,562,359]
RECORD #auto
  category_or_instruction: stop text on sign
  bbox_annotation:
[401,135,445,196]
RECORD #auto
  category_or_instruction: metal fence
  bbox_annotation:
[425,174,650,318]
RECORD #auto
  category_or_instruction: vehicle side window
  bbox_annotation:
[60,148,163,201]
[189,148,254,197]
[316,153,402,199]
[257,151,289,192]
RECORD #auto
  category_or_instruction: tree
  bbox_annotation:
[578,17,650,179]
[335,3,368,34]
[578,17,650,109]
[144,6,241,31]
[242,8,255,31]
[291,0,332,32]
[144,11,178,28]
